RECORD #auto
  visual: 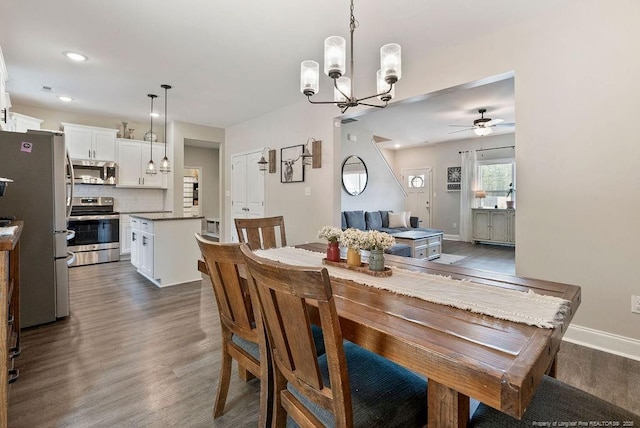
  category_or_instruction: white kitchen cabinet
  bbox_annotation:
[7,112,43,132]
[0,47,8,130]
[129,214,201,287]
[472,208,515,246]
[117,139,167,188]
[62,122,118,162]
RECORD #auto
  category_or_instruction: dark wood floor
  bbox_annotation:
[8,250,639,426]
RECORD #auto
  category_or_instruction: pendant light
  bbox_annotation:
[145,93,158,175]
[159,84,172,174]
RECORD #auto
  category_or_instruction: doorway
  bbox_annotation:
[230,150,265,242]
[183,166,201,216]
[401,167,432,228]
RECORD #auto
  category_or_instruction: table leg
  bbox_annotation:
[547,355,558,378]
[428,380,469,428]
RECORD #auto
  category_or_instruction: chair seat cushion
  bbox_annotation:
[287,341,427,427]
[232,324,326,361]
[470,375,640,427]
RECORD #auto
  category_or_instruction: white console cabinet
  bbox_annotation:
[62,122,118,162]
[117,139,167,188]
[472,208,515,246]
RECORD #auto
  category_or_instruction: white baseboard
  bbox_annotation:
[563,324,640,362]
[443,234,460,241]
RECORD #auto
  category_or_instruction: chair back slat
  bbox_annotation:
[241,245,352,425]
[196,236,256,337]
[235,216,287,250]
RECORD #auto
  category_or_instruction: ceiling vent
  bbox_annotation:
[41,86,53,92]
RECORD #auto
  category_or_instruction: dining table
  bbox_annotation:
[197,242,581,428]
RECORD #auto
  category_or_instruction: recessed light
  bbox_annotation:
[150,112,160,118]
[58,96,73,102]
[64,52,88,62]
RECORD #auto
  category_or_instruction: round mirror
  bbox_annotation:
[341,156,368,196]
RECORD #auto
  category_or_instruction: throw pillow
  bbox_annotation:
[365,211,383,230]
[344,210,366,230]
[379,210,391,228]
[388,212,408,228]
[405,211,411,227]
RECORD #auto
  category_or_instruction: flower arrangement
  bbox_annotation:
[360,230,396,251]
[317,226,343,243]
[339,228,365,250]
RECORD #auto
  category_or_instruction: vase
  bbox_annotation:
[326,241,341,262]
[346,247,361,267]
[368,249,385,271]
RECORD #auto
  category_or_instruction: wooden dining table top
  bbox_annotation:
[197,242,581,427]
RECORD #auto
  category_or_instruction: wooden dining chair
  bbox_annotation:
[240,245,428,428]
[235,216,287,250]
[470,375,639,426]
[195,235,270,426]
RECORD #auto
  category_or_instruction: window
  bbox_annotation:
[408,174,425,188]
[477,159,515,208]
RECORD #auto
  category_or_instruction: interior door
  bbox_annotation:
[230,151,265,242]
[402,168,432,228]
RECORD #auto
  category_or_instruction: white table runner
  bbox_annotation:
[254,247,570,329]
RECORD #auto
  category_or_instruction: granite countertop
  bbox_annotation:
[119,210,171,215]
[129,213,204,221]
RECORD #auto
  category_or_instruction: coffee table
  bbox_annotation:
[391,230,443,260]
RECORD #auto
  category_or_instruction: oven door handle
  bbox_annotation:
[66,230,76,241]
[66,251,77,267]
[69,214,120,221]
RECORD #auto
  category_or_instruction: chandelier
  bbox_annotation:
[300,0,402,114]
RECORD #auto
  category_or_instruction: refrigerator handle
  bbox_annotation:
[66,147,75,220]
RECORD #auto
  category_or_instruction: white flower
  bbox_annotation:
[317,226,343,243]
[339,228,365,250]
[360,230,396,250]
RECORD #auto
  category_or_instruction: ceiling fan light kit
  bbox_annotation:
[450,108,512,137]
[300,0,402,113]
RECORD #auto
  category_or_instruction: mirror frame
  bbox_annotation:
[341,155,368,196]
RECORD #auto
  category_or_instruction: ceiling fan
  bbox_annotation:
[449,108,514,136]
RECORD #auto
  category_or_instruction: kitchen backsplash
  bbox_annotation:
[73,185,166,212]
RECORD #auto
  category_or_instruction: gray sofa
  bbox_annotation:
[341,210,443,257]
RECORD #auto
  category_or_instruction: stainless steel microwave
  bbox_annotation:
[69,160,117,185]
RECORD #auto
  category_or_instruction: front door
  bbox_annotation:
[402,167,432,228]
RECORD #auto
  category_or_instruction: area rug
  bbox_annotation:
[431,253,467,265]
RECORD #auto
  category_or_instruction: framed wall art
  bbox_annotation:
[447,166,461,191]
[281,144,305,183]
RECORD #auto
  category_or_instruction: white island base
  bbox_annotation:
[130,213,203,287]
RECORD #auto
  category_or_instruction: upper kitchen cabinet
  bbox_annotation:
[0,46,9,131]
[116,138,167,188]
[7,112,43,132]
[62,122,118,162]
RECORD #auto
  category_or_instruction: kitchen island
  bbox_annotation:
[129,214,204,287]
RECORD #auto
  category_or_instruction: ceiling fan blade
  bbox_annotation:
[485,118,504,127]
[493,122,515,127]
[449,128,474,134]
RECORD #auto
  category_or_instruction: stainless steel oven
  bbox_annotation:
[67,196,120,267]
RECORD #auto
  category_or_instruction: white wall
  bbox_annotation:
[225,2,640,346]
[225,102,338,245]
[340,121,406,212]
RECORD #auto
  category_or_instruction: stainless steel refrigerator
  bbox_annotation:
[0,129,72,327]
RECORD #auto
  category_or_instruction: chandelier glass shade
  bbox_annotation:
[159,84,171,174]
[300,0,401,113]
[145,94,158,175]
